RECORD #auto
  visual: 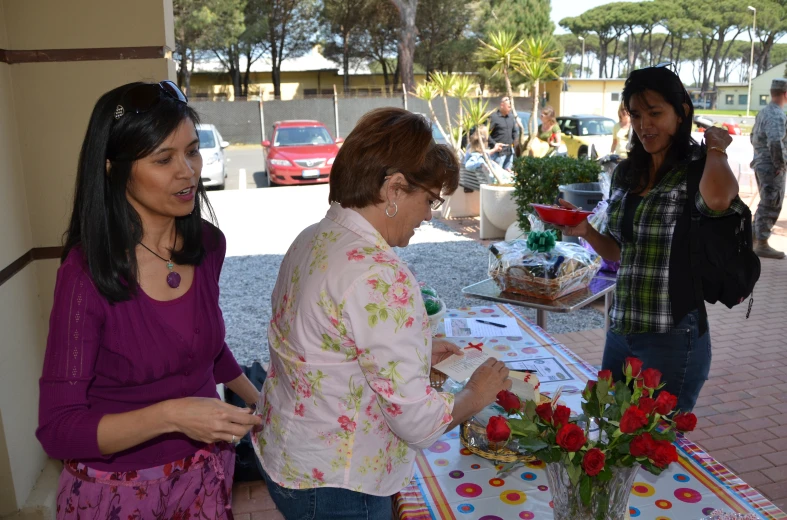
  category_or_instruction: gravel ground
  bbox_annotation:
[220,219,605,366]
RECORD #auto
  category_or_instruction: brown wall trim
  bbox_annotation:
[0,46,167,64]
[0,247,62,289]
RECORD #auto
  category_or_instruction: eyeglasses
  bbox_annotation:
[114,80,188,120]
[384,175,445,210]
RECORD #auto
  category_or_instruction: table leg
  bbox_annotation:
[536,309,547,330]
[604,291,612,332]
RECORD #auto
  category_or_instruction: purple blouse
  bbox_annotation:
[36,223,242,471]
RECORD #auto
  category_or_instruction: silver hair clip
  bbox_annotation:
[114,105,125,120]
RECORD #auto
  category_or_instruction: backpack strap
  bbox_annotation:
[686,162,709,336]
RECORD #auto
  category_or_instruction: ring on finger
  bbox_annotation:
[231,434,237,445]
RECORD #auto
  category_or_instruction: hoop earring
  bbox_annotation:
[385,202,398,218]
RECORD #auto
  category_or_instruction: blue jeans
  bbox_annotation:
[262,469,392,520]
[601,310,711,412]
[491,149,514,170]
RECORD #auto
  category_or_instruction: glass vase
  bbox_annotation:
[544,461,639,520]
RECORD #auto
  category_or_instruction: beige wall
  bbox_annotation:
[0,0,175,515]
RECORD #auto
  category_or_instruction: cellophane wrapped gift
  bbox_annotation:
[579,200,620,274]
[489,216,601,300]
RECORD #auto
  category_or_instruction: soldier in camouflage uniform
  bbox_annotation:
[750,78,787,259]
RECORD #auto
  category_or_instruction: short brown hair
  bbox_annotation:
[329,108,460,208]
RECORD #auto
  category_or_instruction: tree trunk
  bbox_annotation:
[179,50,191,97]
[393,53,400,90]
[343,32,351,92]
[531,80,540,138]
[270,35,281,99]
[392,0,417,93]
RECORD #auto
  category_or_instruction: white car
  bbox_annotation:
[198,124,229,189]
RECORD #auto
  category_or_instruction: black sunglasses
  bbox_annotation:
[114,80,188,120]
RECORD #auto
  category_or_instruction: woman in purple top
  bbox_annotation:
[36,81,261,519]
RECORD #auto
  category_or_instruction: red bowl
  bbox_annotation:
[530,203,593,227]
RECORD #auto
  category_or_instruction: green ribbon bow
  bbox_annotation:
[527,230,557,253]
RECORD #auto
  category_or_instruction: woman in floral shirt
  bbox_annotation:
[560,65,742,413]
[254,108,511,519]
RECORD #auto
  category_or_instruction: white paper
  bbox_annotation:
[432,348,497,381]
[443,317,521,337]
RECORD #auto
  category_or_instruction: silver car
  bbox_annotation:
[197,124,229,189]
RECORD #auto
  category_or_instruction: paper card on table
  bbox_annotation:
[443,317,520,337]
[506,357,575,382]
[432,347,501,381]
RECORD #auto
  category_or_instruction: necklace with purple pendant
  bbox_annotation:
[139,233,181,289]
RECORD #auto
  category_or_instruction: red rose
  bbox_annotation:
[556,423,586,452]
[638,397,656,415]
[625,357,643,378]
[641,368,662,389]
[629,432,655,458]
[654,391,678,415]
[582,380,596,400]
[649,440,678,468]
[553,405,571,428]
[597,370,613,384]
[486,415,511,443]
[620,405,649,434]
[674,412,697,432]
[582,448,606,477]
[536,402,554,423]
[496,390,522,414]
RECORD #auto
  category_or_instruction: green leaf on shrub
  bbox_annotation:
[580,475,592,505]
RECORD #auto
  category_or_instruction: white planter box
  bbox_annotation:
[440,189,480,219]
[480,184,518,239]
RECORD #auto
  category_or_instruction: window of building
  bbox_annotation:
[725,94,734,105]
[611,92,620,101]
[760,94,768,106]
[739,94,748,105]
[303,88,318,97]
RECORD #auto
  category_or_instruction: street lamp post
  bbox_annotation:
[578,36,585,79]
[747,5,756,117]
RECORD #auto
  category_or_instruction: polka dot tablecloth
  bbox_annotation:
[394,306,786,520]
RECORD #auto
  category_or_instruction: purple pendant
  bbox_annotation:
[167,271,181,289]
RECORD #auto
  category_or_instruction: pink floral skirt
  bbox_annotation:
[56,442,235,519]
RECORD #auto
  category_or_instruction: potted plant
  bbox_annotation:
[487,357,698,520]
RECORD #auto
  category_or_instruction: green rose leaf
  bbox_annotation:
[579,474,592,505]
[567,461,583,486]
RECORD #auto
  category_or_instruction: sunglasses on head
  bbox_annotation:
[114,80,188,120]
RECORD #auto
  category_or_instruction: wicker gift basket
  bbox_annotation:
[489,237,601,301]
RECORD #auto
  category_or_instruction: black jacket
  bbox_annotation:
[488,110,520,146]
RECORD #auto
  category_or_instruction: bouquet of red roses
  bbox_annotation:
[485,357,698,518]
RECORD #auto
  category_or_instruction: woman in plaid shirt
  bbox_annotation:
[560,65,743,412]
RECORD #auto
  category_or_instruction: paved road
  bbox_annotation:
[209,147,268,191]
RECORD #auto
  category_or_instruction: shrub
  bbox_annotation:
[512,155,602,232]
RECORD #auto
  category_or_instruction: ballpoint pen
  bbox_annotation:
[475,319,506,328]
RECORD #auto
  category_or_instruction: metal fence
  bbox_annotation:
[191,96,529,145]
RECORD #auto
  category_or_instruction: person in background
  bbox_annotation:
[255,108,511,520]
[557,65,743,413]
[537,105,562,149]
[37,81,261,518]
[611,102,631,157]
[464,125,503,171]
[488,96,520,170]
[750,78,787,259]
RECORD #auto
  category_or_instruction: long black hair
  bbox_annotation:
[620,65,699,193]
[62,82,216,303]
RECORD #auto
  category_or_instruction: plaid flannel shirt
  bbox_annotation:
[607,156,747,334]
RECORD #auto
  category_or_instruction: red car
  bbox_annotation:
[262,120,343,186]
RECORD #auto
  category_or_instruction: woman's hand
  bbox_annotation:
[465,358,511,407]
[166,397,262,444]
[432,339,463,366]
[554,199,593,239]
[703,126,732,152]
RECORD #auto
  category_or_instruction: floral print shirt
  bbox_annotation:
[254,203,455,496]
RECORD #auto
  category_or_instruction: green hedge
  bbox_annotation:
[512,155,602,232]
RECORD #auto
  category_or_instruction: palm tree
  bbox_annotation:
[429,72,458,150]
[514,37,561,138]
[414,82,452,153]
[452,75,477,150]
[462,98,507,184]
[475,31,527,146]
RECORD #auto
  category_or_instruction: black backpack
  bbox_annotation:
[686,160,761,329]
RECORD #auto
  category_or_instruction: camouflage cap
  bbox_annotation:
[771,78,787,92]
